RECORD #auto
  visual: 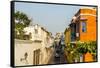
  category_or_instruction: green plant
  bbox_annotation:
[64,41,97,63]
[14,11,31,40]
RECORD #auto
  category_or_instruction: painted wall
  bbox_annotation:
[64,28,71,45]
[15,39,54,66]
[15,39,42,66]
[79,8,97,42]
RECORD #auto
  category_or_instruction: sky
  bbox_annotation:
[15,2,84,36]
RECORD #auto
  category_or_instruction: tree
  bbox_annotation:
[64,41,97,63]
[14,11,31,39]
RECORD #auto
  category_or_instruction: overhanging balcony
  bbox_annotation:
[71,32,76,42]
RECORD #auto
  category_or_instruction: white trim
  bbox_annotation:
[76,14,96,18]
[80,14,96,17]
[72,13,96,22]
[80,7,96,11]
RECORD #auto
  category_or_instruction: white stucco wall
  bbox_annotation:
[15,25,54,66]
[15,39,42,66]
[15,38,54,66]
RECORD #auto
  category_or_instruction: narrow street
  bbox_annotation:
[48,35,67,64]
[48,45,67,64]
[13,3,97,67]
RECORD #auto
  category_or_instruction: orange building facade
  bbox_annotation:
[69,7,97,42]
[64,7,97,62]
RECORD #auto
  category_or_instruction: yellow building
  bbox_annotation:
[64,28,71,45]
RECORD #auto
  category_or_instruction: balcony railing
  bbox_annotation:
[71,32,76,42]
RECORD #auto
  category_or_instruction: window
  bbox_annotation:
[82,22,86,32]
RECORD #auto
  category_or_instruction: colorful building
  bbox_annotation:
[65,7,97,43]
[64,7,97,63]
[64,27,71,45]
